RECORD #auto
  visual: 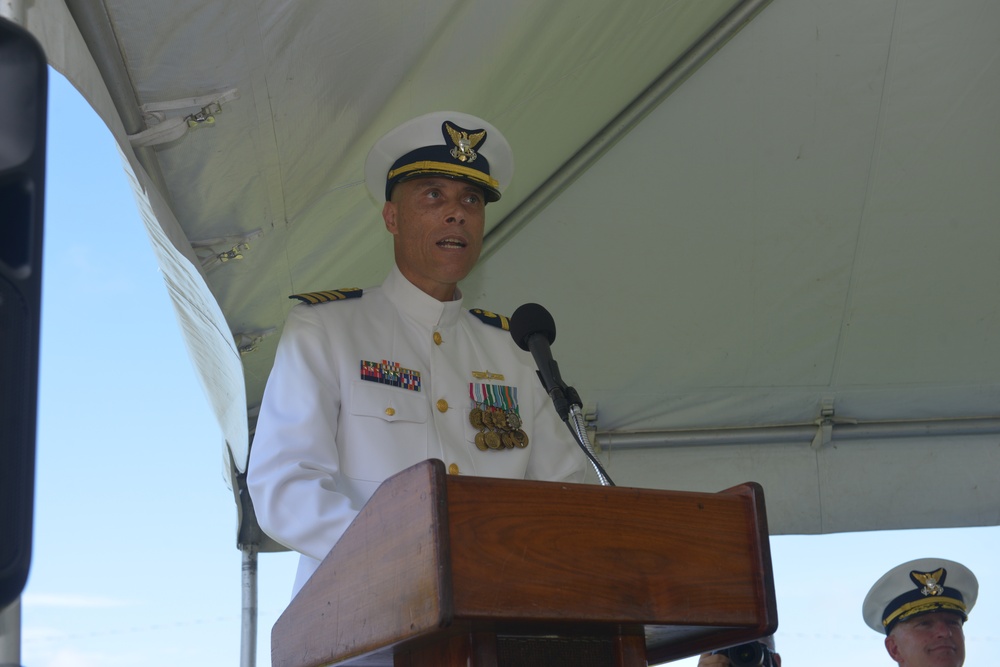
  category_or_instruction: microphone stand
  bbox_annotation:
[545,383,615,487]
[512,305,614,487]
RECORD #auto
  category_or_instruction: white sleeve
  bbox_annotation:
[523,373,591,484]
[246,305,359,562]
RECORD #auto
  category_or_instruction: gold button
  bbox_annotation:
[433,331,443,345]
[436,398,448,413]
[448,463,460,475]
[385,407,395,416]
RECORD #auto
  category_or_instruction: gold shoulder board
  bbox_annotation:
[289,288,363,305]
[468,308,510,330]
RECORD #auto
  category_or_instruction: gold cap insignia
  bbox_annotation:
[911,568,946,596]
[445,121,485,163]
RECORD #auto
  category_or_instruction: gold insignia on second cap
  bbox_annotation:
[911,568,946,596]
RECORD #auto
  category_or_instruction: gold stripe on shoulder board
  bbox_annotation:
[289,287,363,305]
[468,308,510,330]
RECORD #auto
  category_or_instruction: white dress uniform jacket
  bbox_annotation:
[248,266,589,596]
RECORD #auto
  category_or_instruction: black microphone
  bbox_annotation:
[510,303,567,398]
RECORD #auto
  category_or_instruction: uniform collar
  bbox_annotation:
[383,265,463,328]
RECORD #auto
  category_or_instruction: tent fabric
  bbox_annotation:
[23,0,1000,537]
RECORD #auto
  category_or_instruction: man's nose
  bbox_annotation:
[932,620,954,637]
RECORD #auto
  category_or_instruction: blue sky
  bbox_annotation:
[23,70,299,666]
[19,70,999,667]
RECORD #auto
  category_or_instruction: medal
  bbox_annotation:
[485,430,502,449]
[468,381,528,452]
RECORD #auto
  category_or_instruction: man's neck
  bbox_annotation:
[395,266,460,302]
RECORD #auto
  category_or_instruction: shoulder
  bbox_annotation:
[283,287,369,333]
[467,308,510,331]
[288,287,363,305]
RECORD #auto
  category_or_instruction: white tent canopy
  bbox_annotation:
[22,0,1000,542]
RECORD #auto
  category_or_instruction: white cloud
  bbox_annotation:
[44,649,98,667]
[22,593,131,608]
[36,647,120,667]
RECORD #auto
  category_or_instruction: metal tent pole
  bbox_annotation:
[240,545,258,667]
[596,417,1000,450]
[0,598,21,667]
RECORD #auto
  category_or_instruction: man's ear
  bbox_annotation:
[382,200,398,234]
[885,634,901,662]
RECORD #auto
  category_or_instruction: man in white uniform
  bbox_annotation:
[863,558,978,667]
[247,111,589,596]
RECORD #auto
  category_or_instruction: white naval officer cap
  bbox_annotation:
[862,557,978,634]
[364,111,514,205]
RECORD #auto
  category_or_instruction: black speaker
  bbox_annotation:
[0,16,47,609]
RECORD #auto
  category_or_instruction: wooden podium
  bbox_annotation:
[271,459,776,667]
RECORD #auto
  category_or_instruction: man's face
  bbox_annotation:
[382,177,486,301]
[885,611,965,667]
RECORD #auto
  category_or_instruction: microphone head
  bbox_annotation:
[509,303,556,351]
